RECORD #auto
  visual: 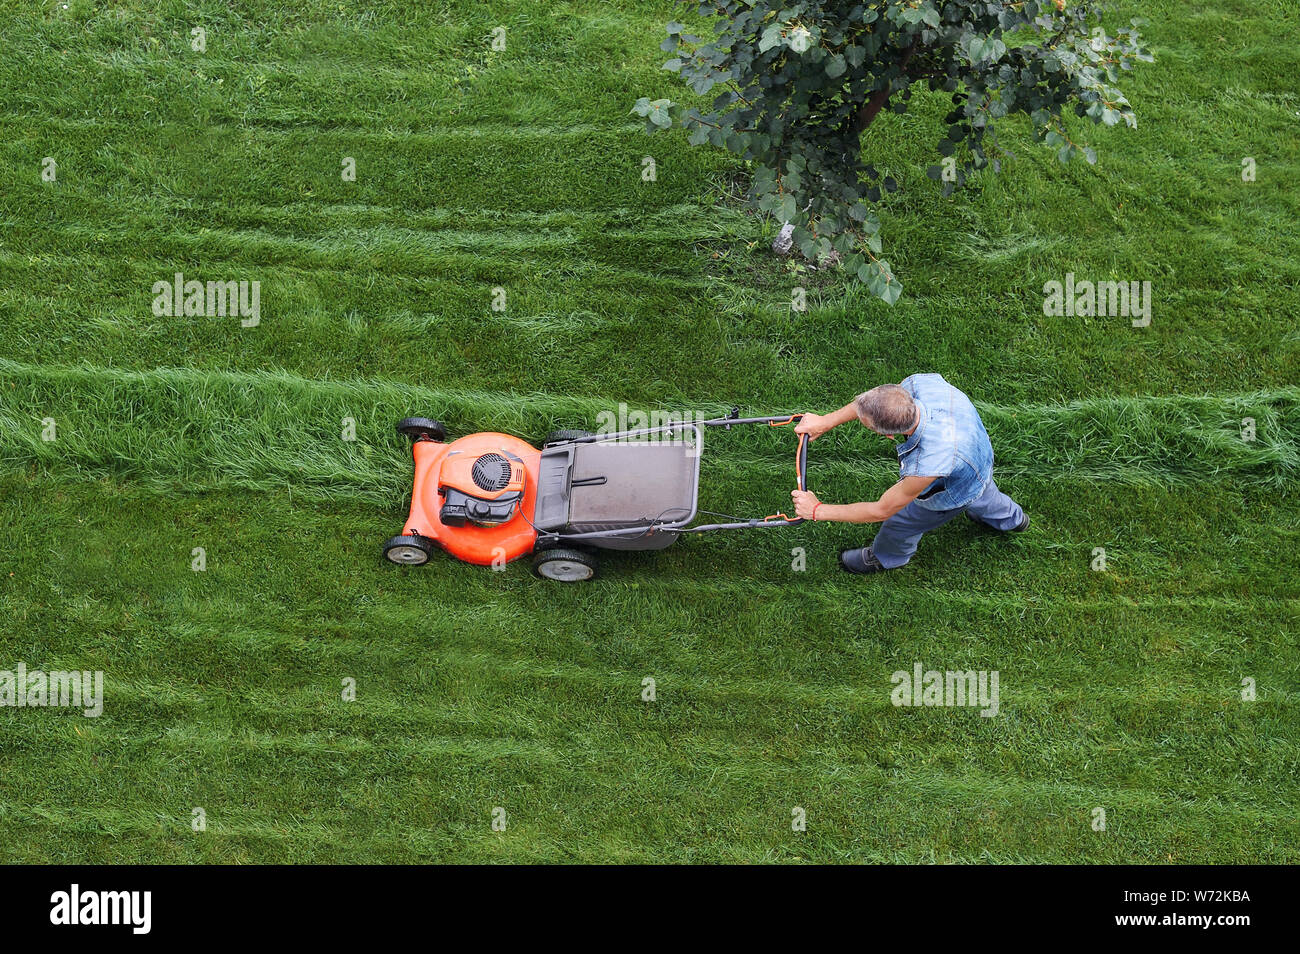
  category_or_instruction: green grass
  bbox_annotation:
[0,0,1297,863]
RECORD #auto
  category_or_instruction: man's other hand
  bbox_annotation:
[795,413,831,441]
[791,489,821,520]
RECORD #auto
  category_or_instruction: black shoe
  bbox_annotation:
[840,546,888,574]
[967,513,1029,532]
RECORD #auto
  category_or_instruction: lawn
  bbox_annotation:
[0,0,1296,863]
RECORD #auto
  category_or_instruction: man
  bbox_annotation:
[791,373,1028,574]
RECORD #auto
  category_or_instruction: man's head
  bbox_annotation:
[855,384,917,437]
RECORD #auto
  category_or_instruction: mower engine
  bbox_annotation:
[437,448,527,528]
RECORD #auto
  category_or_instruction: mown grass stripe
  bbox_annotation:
[3,713,1296,820]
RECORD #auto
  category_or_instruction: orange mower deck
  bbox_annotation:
[402,433,541,566]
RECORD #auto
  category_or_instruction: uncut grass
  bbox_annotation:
[1,363,1296,505]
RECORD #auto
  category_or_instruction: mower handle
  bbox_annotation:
[698,411,810,526]
[775,414,809,523]
[760,413,811,524]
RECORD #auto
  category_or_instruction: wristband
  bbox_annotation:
[812,503,822,521]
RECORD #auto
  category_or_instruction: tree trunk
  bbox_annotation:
[856,39,919,133]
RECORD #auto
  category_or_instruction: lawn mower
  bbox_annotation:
[381,410,810,581]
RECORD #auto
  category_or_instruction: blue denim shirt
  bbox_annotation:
[895,374,993,511]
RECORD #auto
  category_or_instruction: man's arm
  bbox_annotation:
[791,475,936,524]
[794,401,859,441]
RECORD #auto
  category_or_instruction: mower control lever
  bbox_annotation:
[796,430,808,494]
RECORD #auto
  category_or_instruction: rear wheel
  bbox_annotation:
[542,428,593,447]
[532,547,596,582]
[396,417,447,442]
[383,534,434,566]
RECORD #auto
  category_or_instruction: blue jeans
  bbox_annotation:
[868,480,1024,569]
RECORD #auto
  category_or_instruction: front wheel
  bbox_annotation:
[383,534,434,566]
[532,547,596,582]
[396,417,447,442]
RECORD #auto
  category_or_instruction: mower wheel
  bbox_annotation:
[532,547,596,582]
[396,417,447,442]
[542,429,593,447]
[382,534,434,566]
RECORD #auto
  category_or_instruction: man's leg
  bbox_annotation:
[964,480,1027,531]
[862,500,962,569]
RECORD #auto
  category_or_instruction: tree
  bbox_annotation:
[634,1,1152,303]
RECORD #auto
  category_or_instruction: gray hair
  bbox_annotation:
[855,384,916,433]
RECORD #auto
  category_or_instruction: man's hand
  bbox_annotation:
[795,413,832,441]
[790,476,939,525]
[791,489,821,520]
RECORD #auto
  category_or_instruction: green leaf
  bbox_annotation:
[825,53,847,78]
[648,101,672,128]
[879,276,903,305]
[967,36,1005,64]
[971,38,1006,63]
